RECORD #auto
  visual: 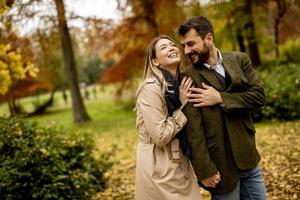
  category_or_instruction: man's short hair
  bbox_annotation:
[178,16,214,40]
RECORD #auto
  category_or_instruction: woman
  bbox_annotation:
[135,35,201,200]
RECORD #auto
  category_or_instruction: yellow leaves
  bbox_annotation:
[25,63,39,77]
[0,44,39,95]
[67,140,77,148]
[92,120,300,200]
[93,131,137,200]
[0,0,8,15]
[256,121,300,200]
[39,148,49,156]
[0,67,12,94]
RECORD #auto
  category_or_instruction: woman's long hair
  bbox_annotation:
[136,35,179,98]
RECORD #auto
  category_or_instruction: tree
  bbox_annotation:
[243,0,261,66]
[0,44,40,115]
[0,0,13,14]
[83,56,111,85]
[207,0,261,66]
[0,0,7,14]
[0,44,38,94]
[32,29,68,90]
[54,0,90,123]
[100,0,186,100]
[260,0,295,58]
[1,0,93,122]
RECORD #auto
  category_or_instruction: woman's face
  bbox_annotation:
[153,38,180,69]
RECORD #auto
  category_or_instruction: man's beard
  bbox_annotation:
[188,44,210,66]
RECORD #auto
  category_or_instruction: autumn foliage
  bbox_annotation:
[100,0,186,86]
[0,44,39,95]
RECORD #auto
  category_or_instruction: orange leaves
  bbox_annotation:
[100,46,145,84]
[94,119,300,200]
[257,122,300,200]
[99,0,186,85]
[0,79,53,102]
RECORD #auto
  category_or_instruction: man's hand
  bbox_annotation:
[187,82,223,107]
[201,171,221,188]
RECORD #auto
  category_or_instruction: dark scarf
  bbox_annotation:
[159,68,192,158]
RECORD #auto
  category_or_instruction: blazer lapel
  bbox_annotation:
[222,52,248,91]
[222,54,235,91]
[198,66,224,90]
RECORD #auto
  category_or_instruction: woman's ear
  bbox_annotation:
[205,33,214,46]
[152,58,159,67]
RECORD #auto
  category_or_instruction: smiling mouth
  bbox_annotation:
[168,53,178,58]
[190,54,198,61]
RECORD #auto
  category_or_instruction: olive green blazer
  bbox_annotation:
[181,51,265,194]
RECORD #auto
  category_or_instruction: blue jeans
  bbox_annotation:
[212,166,267,200]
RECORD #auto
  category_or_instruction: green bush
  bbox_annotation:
[281,38,300,63]
[257,63,300,120]
[0,117,112,200]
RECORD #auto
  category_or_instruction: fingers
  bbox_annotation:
[210,181,218,188]
[193,103,206,107]
[202,82,211,89]
[180,77,187,90]
[186,77,193,89]
[201,180,212,188]
[187,92,204,98]
[179,77,193,107]
[189,97,203,103]
[208,179,217,187]
[188,87,204,94]
[180,77,193,91]
[201,171,222,188]
[202,178,218,188]
[215,171,221,182]
[187,82,211,94]
[211,172,221,187]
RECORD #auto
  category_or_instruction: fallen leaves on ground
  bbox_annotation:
[257,121,300,200]
[94,121,300,200]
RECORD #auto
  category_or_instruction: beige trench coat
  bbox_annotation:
[135,77,201,200]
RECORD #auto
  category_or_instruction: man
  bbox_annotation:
[178,16,267,199]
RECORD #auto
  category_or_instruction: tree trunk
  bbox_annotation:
[54,0,90,123]
[28,90,56,116]
[6,0,15,7]
[244,0,261,67]
[8,98,16,117]
[274,0,288,58]
[237,31,246,53]
[141,0,159,36]
[226,19,237,51]
[274,17,280,58]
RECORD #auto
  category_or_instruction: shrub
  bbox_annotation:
[0,117,112,200]
[256,63,300,120]
[281,38,300,63]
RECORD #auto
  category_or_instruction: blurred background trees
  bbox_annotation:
[1,0,299,120]
[54,0,90,122]
[0,0,299,199]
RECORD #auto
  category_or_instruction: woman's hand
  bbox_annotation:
[179,76,193,108]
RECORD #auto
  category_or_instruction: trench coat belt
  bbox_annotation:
[169,138,181,162]
[139,137,181,163]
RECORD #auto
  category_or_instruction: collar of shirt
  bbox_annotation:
[203,48,223,70]
[203,49,225,77]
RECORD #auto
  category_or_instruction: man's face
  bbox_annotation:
[180,28,210,64]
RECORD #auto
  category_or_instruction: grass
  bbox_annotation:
[1,89,299,200]
[26,100,136,135]
[0,85,136,135]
